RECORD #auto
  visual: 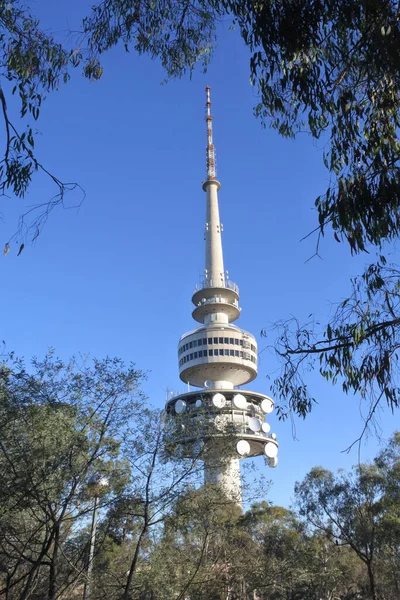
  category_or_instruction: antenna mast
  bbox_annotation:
[205,86,216,180]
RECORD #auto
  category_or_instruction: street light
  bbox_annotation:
[82,475,109,600]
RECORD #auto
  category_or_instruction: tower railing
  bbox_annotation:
[194,279,239,294]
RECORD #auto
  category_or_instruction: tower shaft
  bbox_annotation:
[204,456,242,504]
[204,180,225,288]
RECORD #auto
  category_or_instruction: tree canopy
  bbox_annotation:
[1,353,398,600]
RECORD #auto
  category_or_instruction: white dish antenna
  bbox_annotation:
[271,432,277,440]
[175,399,187,414]
[212,393,226,408]
[195,399,202,408]
[264,442,278,458]
[268,456,278,468]
[261,422,271,433]
[204,380,212,388]
[261,397,274,414]
[248,417,262,432]
[233,393,247,409]
[236,440,251,456]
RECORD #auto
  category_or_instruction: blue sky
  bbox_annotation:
[1,0,397,508]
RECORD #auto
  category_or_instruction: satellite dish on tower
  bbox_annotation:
[261,422,271,433]
[212,393,226,408]
[264,442,278,458]
[236,440,251,456]
[248,417,262,432]
[233,394,247,409]
[175,399,187,414]
[268,456,278,468]
[195,399,202,408]
[204,380,212,388]
[261,397,274,414]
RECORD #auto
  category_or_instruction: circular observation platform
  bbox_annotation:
[192,296,240,324]
[178,326,258,387]
[192,283,239,310]
[165,389,278,467]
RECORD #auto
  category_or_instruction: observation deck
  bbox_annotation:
[178,326,258,387]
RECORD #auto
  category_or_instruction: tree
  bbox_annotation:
[0,350,144,599]
[0,1,89,250]
[295,432,400,600]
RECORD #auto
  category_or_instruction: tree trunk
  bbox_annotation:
[48,521,60,600]
[366,561,378,600]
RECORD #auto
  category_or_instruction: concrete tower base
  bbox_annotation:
[204,456,242,507]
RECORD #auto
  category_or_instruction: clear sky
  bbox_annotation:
[1,0,397,508]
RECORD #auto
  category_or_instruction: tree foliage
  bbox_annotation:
[0,350,144,599]
[271,257,400,421]
[295,432,400,600]
[0,352,399,599]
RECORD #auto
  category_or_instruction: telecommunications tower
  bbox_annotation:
[165,87,278,504]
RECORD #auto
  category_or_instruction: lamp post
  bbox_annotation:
[82,475,109,600]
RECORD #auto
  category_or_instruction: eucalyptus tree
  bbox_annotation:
[0,351,144,600]
[295,432,400,600]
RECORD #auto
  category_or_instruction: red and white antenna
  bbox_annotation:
[205,86,217,180]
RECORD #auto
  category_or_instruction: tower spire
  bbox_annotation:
[203,86,224,288]
[205,85,216,180]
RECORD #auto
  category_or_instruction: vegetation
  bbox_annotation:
[0,351,398,599]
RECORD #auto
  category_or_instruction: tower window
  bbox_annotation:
[189,342,193,349]
[194,352,198,359]
[209,350,213,356]
[230,350,234,356]
[203,338,207,345]
[219,337,223,344]
[208,338,212,344]
[224,337,228,344]
[198,351,203,357]
[234,339,239,345]
[224,349,229,356]
[214,337,218,344]
[239,340,243,346]
[190,353,193,360]
[219,349,224,356]
[214,349,218,356]
[193,340,197,347]
[239,351,243,358]
[229,338,234,344]
[235,350,239,357]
